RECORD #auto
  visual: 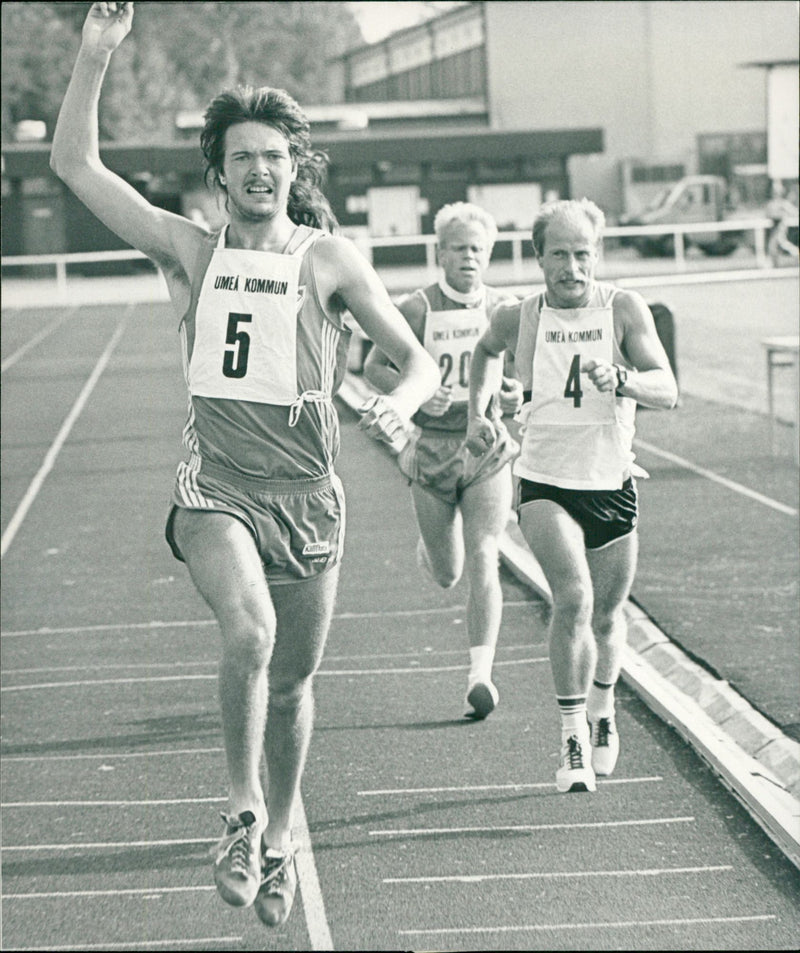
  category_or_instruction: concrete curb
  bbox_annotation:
[497,517,800,871]
[338,370,800,870]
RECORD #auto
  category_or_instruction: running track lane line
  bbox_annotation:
[634,438,798,516]
[294,795,335,951]
[1,318,129,559]
[1,307,76,373]
[400,913,777,938]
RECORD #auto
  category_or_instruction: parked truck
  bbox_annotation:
[619,175,748,257]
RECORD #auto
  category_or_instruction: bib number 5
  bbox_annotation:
[222,312,252,379]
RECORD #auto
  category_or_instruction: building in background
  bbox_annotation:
[331,0,798,223]
[2,1,797,259]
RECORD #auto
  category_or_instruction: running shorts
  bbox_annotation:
[516,476,638,550]
[398,424,519,505]
[165,459,345,584]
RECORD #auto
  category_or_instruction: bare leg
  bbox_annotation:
[173,509,274,823]
[519,500,597,791]
[262,566,340,851]
[460,465,513,653]
[411,482,463,588]
[587,532,638,689]
[172,508,275,906]
[519,501,596,699]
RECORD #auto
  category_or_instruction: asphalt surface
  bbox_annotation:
[1,275,799,950]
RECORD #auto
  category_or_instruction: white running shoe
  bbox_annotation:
[465,679,499,719]
[254,845,297,927]
[556,734,597,793]
[589,715,620,776]
[211,810,264,908]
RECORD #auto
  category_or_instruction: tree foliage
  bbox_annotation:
[2,1,363,142]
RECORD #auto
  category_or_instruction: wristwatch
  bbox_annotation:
[613,363,629,393]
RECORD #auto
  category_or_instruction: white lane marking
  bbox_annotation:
[2,837,213,852]
[635,438,798,517]
[385,863,734,884]
[8,940,242,951]
[0,657,545,691]
[358,776,663,795]
[401,914,777,937]
[5,885,217,899]
[294,796,335,952]
[1,620,218,638]
[1,675,218,691]
[1,308,76,373]
[1,320,128,559]
[0,601,538,638]
[4,661,218,675]
[1,643,538,674]
[2,747,224,763]
[2,798,225,807]
[1,778,664,808]
[371,816,695,836]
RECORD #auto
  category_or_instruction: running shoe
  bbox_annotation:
[589,715,620,776]
[254,845,298,927]
[465,679,499,719]
[556,734,597,793]
[210,810,262,908]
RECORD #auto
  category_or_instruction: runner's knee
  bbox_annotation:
[551,580,593,628]
[268,674,314,713]
[219,600,276,672]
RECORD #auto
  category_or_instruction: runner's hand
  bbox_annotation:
[358,395,410,448]
[582,358,617,393]
[499,376,523,416]
[465,416,497,457]
[83,2,133,55]
[420,385,452,417]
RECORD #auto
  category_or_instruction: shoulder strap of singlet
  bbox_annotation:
[417,287,433,313]
[285,224,322,257]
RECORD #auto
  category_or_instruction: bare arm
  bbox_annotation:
[466,301,521,454]
[363,293,458,419]
[362,293,424,394]
[50,2,203,274]
[583,290,679,409]
[318,238,439,440]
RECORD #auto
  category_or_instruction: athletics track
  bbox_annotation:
[1,267,798,950]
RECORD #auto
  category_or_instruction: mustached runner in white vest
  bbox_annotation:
[467,198,678,794]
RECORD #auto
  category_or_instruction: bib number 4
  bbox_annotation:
[222,312,252,379]
[563,353,583,408]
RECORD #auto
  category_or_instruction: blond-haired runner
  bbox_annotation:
[364,202,522,719]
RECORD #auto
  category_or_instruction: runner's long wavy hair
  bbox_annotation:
[200,86,338,232]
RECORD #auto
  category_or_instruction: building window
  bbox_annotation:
[346,46,484,102]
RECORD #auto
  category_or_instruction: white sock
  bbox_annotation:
[557,695,588,740]
[469,645,494,684]
[587,680,616,720]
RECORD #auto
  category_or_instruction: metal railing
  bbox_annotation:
[2,217,796,292]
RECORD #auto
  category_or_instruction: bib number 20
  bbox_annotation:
[222,312,252,379]
[563,354,583,408]
[439,351,471,389]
